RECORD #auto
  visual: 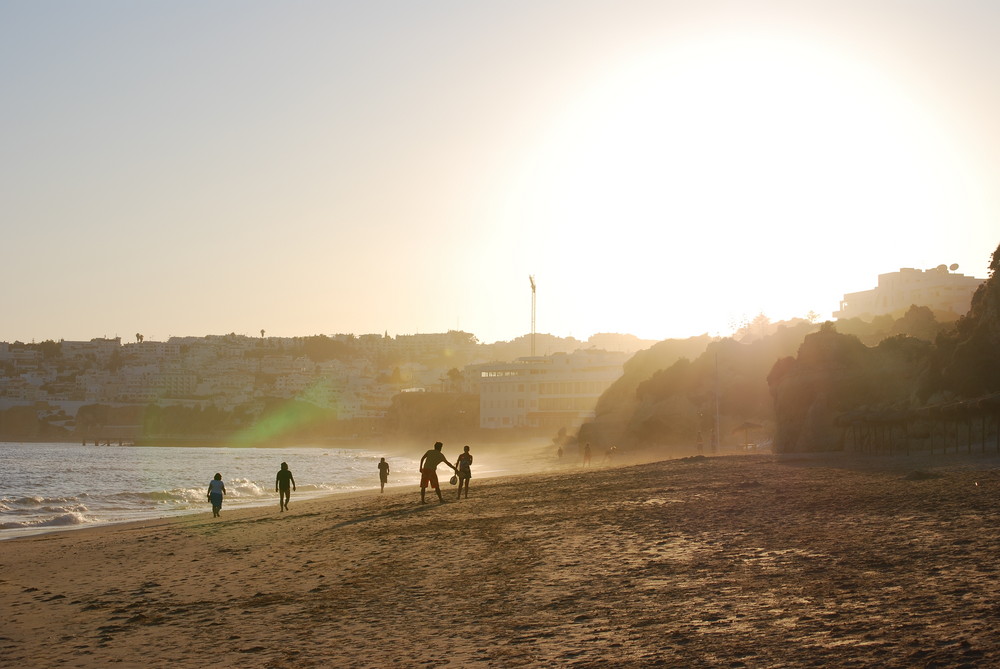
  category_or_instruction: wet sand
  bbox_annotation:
[3,453,1000,667]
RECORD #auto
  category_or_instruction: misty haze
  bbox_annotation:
[2,2,1000,667]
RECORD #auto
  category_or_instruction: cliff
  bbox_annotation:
[767,242,1000,453]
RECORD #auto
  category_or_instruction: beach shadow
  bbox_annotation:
[325,504,436,531]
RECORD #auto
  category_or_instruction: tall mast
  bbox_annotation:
[529,275,536,357]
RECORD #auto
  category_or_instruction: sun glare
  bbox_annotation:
[508,30,971,340]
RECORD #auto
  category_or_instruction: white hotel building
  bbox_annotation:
[474,350,627,430]
[834,265,985,320]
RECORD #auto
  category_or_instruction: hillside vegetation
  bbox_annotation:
[577,242,999,456]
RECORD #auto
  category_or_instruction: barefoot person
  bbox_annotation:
[418,441,457,504]
[275,462,296,512]
[378,457,390,493]
[207,473,226,518]
[455,445,473,500]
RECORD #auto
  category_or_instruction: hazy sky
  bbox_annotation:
[2,1,998,345]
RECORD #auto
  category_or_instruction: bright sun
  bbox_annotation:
[506,30,970,340]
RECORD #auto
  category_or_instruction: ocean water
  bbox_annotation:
[0,442,421,540]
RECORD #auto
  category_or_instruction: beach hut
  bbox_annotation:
[732,421,762,450]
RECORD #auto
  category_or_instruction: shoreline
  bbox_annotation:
[6,446,1000,545]
[0,480,413,543]
[0,439,556,543]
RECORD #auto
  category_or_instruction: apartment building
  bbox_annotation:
[61,337,122,362]
[834,265,985,320]
[121,340,182,362]
[474,350,627,430]
[0,343,42,364]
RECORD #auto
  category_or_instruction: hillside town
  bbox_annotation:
[0,263,986,446]
[0,330,647,443]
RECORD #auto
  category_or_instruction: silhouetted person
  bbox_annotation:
[207,473,226,517]
[455,445,473,500]
[419,441,457,504]
[583,442,592,467]
[275,462,295,512]
[378,457,390,493]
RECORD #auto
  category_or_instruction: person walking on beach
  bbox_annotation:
[419,441,457,504]
[455,445,473,500]
[378,457,390,493]
[275,462,296,512]
[207,473,226,517]
[583,442,592,467]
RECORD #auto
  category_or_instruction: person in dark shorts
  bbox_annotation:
[378,457,390,493]
[207,473,226,517]
[418,441,457,504]
[275,461,296,512]
[455,445,473,500]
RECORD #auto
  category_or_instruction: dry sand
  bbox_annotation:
[3,453,1000,668]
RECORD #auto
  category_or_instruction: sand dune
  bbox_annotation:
[3,453,1000,667]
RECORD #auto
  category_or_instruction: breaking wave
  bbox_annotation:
[0,511,93,529]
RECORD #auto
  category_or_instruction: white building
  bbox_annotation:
[158,370,198,398]
[834,265,985,320]
[474,350,627,430]
[197,371,257,407]
[61,337,122,362]
[121,340,182,362]
[118,365,162,402]
[0,343,42,364]
[274,371,315,398]
[77,371,121,402]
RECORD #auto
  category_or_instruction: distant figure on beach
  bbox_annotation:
[455,445,473,500]
[557,445,564,459]
[275,462,296,512]
[419,441,457,504]
[378,457,390,493]
[207,473,226,517]
[583,442,592,467]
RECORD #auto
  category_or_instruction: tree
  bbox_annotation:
[301,335,352,362]
[939,241,1000,396]
[30,340,62,360]
[891,305,942,342]
[446,367,464,391]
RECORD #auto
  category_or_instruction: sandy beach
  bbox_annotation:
[3,452,1000,667]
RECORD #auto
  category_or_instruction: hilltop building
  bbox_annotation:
[61,337,122,362]
[834,265,985,321]
[474,350,627,431]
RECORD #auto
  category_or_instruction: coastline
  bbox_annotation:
[4,453,1000,667]
[0,440,556,542]
[0,480,412,543]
